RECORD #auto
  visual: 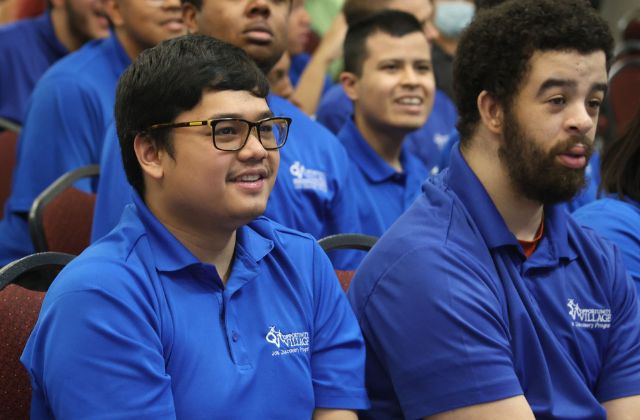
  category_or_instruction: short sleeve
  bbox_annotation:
[310,242,369,409]
[352,245,523,418]
[20,261,177,419]
[594,245,640,402]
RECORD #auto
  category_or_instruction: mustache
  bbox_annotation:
[549,135,594,158]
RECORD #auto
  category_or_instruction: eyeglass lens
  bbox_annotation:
[213,119,288,151]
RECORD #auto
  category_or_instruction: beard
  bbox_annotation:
[498,110,593,205]
[65,0,95,47]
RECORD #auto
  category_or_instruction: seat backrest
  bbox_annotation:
[0,284,45,420]
[318,233,378,292]
[29,165,99,254]
[608,57,640,137]
[0,251,75,419]
[0,130,19,219]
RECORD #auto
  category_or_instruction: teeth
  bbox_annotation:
[239,174,261,182]
[397,97,422,105]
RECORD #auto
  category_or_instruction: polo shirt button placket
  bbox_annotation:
[232,331,239,343]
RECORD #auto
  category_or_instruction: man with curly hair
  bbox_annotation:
[348,0,640,418]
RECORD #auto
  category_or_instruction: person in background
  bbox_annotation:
[337,10,432,248]
[574,106,640,295]
[315,0,458,174]
[349,0,640,418]
[430,0,475,100]
[286,0,332,100]
[21,34,368,418]
[0,0,110,127]
[0,0,186,267]
[267,51,295,100]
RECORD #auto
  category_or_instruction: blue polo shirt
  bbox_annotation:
[348,144,640,419]
[337,119,428,237]
[0,12,67,125]
[0,34,131,266]
[91,95,362,247]
[574,196,640,295]
[21,193,368,419]
[315,84,458,173]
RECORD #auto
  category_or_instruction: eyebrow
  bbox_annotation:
[536,78,608,97]
[208,110,274,120]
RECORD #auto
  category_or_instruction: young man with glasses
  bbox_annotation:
[0,0,185,266]
[21,35,368,419]
[91,0,363,271]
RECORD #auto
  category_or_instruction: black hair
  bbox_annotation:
[343,10,425,76]
[343,0,393,26]
[453,0,613,144]
[600,106,640,202]
[115,34,269,197]
[180,0,202,8]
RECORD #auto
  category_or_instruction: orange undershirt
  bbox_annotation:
[518,218,545,258]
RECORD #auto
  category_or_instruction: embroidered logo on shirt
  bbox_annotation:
[434,132,450,150]
[266,325,310,356]
[289,161,328,193]
[567,299,611,329]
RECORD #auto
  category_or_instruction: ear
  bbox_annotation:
[477,90,504,135]
[340,72,359,101]
[182,3,200,34]
[134,133,165,182]
[104,0,124,28]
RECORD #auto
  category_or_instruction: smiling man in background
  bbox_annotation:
[336,10,432,249]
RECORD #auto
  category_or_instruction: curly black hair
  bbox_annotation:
[453,0,613,144]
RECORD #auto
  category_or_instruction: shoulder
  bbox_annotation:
[350,186,495,311]
[36,38,110,84]
[45,222,153,305]
[573,198,640,231]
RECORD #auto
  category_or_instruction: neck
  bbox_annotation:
[115,28,143,61]
[147,200,238,284]
[461,134,544,241]
[50,8,84,51]
[434,36,458,57]
[353,113,407,172]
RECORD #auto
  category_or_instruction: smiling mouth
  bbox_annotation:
[395,97,424,106]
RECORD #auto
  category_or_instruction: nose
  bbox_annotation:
[566,103,595,135]
[247,0,271,18]
[401,66,419,87]
[239,128,269,161]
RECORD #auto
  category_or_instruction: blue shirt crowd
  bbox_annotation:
[2,3,640,419]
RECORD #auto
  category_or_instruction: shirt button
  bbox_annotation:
[232,332,239,342]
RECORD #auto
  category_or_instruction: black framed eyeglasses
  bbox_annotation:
[148,116,291,151]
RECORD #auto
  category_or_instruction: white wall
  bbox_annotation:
[601,0,639,45]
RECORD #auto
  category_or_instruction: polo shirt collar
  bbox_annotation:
[131,193,274,274]
[338,118,409,183]
[106,33,132,77]
[445,144,575,260]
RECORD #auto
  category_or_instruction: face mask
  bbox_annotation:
[434,1,476,39]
